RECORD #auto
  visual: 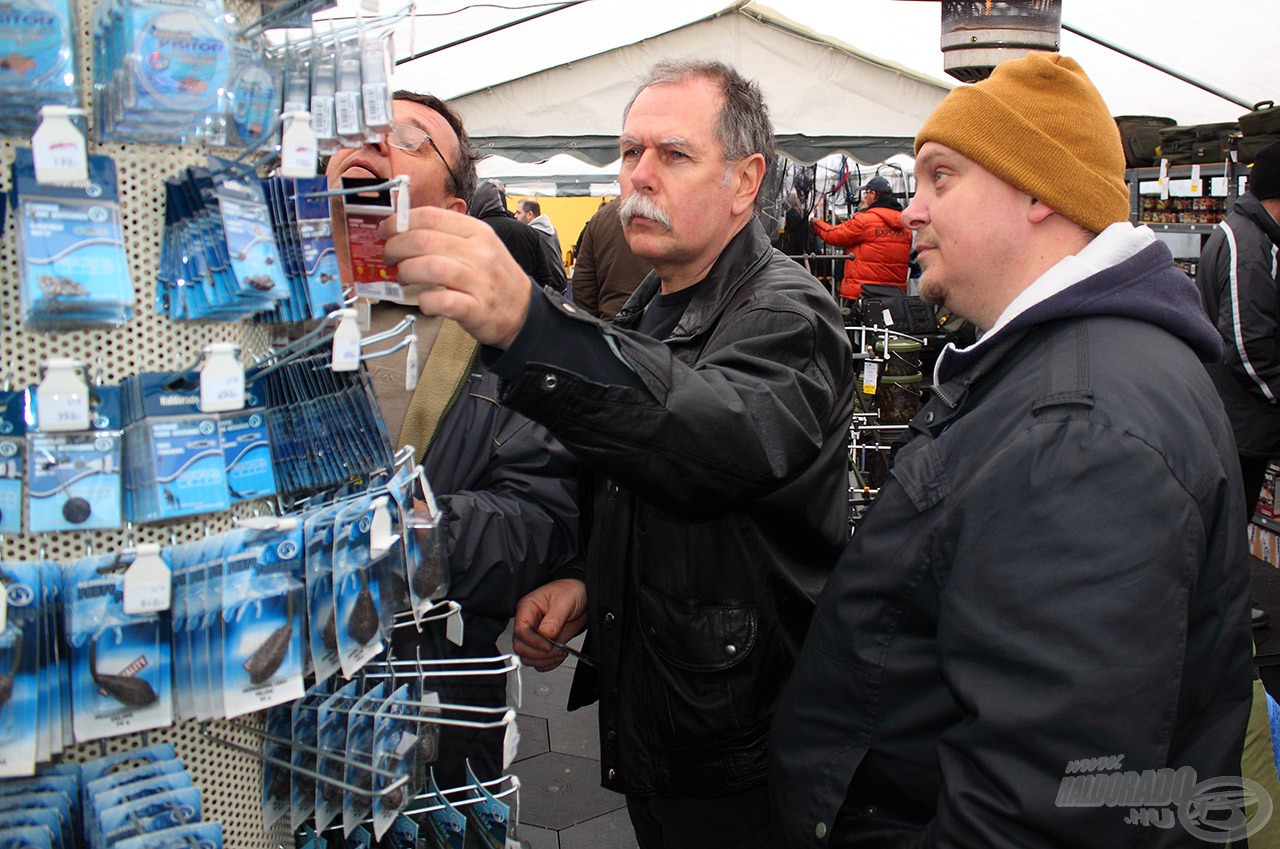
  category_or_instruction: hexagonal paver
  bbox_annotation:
[520,662,576,719]
[547,703,600,760]
[559,807,640,849]
[510,751,625,830]
[516,822,561,849]
[517,713,550,762]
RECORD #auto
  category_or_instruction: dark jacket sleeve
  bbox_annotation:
[426,375,580,622]
[917,421,1214,848]
[496,270,850,520]
[1201,222,1280,402]
[571,219,602,318]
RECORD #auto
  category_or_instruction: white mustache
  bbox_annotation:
[619,194,672,231]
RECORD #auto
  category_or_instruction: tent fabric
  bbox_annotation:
[451,2,951,166]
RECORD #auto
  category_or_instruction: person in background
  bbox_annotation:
[380,58,854,848]
[325,90,578,787]
[771,53,1253,847]
[570,196,653,320]
[810,174,911,310]
[1197,140,1280,630]
[471,180,567,294]
[781,188,811,271]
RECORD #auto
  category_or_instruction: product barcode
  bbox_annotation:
[335,93,360,135]
[311,97,334,139]
[362,84,388,125]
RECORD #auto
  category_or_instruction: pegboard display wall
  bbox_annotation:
[0,0,290,843]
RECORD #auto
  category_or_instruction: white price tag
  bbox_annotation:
[32,107,88,185]
[1189,165,1203,197]
[446,603,464,647]
[502,717,520,769]
[1158,159,1170,200]
[123,545,171,614]
[356,297,372,332]
[507,663,523,710]
[369,496,400,557]
[881,308,895,327]
[394,180,410,234]
[332,311,361,372]
[36,360,90,432]
[280,112,318,179]
[404,337,419,391]
[861,360,879,396]
[198,344,245,413]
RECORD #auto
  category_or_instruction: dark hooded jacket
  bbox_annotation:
[469,181,563,292]
[770,228,1254,848]
[1197,192,1280,457]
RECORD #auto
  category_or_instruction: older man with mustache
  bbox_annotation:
[380,59,853,848]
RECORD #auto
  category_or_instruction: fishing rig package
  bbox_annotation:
[92,0,230,144]
[0,0,78,136]
[0,562,44,777]
[25,382,123,533]
[0,392,25,536]
[10,149,135,329]
[62,551,173,743]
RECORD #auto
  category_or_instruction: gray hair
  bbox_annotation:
[624,58,776,209]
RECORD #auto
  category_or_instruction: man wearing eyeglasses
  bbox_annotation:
[324,90,579,791]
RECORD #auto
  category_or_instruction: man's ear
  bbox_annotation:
[1028,197,1057,224]
[444,195,467,215]
[732,153,767,216]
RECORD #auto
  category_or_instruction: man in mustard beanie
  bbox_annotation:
[771,52,1255,847]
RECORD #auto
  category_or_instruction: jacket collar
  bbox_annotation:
[1234,192,1280,247]
[614,219,773,339]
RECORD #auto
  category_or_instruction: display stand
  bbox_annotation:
[0,0,285,844]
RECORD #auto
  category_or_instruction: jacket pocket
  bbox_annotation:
[637,585,757,670]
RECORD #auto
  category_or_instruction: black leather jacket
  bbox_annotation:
[499,220,855,796]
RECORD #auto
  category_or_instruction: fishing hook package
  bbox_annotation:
[62,551,173,743]
[0,0,78,136]
[10,149,135,329]
[0,562,42,777]
[216,378,276,504]
[25,381,123,533]
[0,392,26,536]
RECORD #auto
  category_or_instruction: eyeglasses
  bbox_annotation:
[386,123,461,192]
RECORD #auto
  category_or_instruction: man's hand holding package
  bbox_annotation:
[380,206,531,350]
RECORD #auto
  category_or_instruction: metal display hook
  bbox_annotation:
[293,691,516,731]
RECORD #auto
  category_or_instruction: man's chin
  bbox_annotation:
[919,279,947,309]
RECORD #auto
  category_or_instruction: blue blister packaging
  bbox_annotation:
[97,785,202,848]
[344,825,372,849]
[0,824,52,849]
[292,176,345,317]
[315,677,360,832]
[303,502,342,682]
[219,523,304,718]
[0,0,79,136]
[11,149,135,329]
[261,703,291,829]
[333,495,393,678]
[0,391,27,535]
[213,171,290,307]
[0,796,73,849]
[423,773,466,849]
[290,681,330,833]
[383,814,419,849]
[461,761,509,849]
[0,561,42,777]
[217,380,275,503]
[342,681,385,837]
[224,37,278,149]
[83,758,186,846]
[62,553,173,742]
[114,820,222,849]
[121,372,230,522]
[371,683,419,840]
[25,384,123,532]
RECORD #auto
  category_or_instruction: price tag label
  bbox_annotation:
[36,361,89,432]
[404,337,419,391]
[369,496,400,557]
[332,312,361,372]
[32,108,87,185]
[123,545,171,614]
[1188,165,1204,197]
[446,603,464,647]
[199,346,246,412]
[502,717,520,769]
[861,361,879,396]
[507,663,523,710]
[1158,159,1170,200]
[882,309,895,327]
[394,180,410,234]
[280,112,318,179]
[356,297,372,332]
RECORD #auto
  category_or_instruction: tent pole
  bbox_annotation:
[395,0,591,66]
[1062,23,1253,110]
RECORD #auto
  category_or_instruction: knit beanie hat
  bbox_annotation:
[915,52,1129,234]
[1251,142,1280,201]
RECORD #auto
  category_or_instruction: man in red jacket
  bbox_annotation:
[811,175,912,305]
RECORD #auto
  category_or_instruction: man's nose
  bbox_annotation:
[629,149,659,191]
[365,132,391,157]
[902,194,927,230]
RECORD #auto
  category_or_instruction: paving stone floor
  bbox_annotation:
[502,625,640,849]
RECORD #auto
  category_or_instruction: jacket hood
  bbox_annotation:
[529,214,556,237]
[1236,192,1280,247]
[868,195,903,213]
[936,223,1223,384]
[469,181,511,219]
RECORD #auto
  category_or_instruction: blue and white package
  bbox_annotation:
[382,814,419,849]
[114,821,222,849]
[84,761,187,845]
[0,391,26,535]
[217,381,274,502]
[62,553,173,742]
[214,173,289,306]
[97,786,201,848]
[0,561,42,777]
[225,37,278,149]
[0,0,78,137]
[333,496,393,678]
[423,773,466,849]
[290,682,330,833]
[342,681,385,837]
[461,760,509,849]
[292,176,344,316]
[315,678,361,832]
[0,824,52,849]
[343,825,372,849]
[25,384,123,532]
[219,523,304,718]
[122,373,230,522]
[303,502,341,682]
[11,149,134,329]
[261,704,291,830]
[0,790,73,849]
[371,683,418,840]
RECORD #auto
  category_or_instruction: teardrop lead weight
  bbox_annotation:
[243,593,297,684]
[348,568,379,645]
[0,630,22,711]
[90,633,158,708]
